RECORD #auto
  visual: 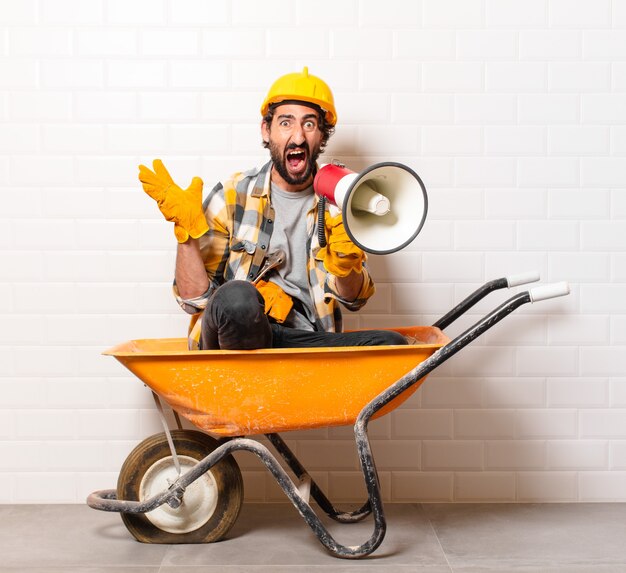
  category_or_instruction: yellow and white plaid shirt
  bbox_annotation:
[174,161,375,350]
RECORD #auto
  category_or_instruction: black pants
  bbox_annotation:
[200,280,408,350]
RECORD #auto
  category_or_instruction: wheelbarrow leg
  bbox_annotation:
[265,433,371,523]
[199,438,387,558]
[249,436,386,558]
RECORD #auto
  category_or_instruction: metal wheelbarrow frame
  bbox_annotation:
[88,273,569,559]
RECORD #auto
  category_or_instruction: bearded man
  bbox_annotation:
[139,67,407,350]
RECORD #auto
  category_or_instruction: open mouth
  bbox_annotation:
[286,149,307,171]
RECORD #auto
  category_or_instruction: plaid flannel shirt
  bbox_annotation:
[173,161,375,350]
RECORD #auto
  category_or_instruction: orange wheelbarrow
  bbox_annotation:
[87,274,569,558]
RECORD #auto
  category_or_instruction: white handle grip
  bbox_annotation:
[506,271,540,288]
[529,281,570,303]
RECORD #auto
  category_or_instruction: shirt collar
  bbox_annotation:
[251,161,272,198]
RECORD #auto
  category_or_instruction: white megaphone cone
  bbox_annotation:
[313,161,428,255]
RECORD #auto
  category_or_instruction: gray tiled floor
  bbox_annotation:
[2,502,626,572]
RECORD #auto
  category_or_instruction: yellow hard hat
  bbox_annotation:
[260,67,337,126]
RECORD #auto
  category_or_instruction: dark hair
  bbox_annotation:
[261,103,335,151]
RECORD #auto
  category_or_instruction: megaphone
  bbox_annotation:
[313,161,428,255]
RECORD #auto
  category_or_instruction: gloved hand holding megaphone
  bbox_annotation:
[317,212,366,278]
[314,161,428,256]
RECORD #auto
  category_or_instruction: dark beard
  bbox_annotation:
[269,141,320,186]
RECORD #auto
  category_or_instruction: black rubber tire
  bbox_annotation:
[117,430,243,544]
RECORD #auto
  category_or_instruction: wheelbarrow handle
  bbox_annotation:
[506,270,540,287]
[361,280,570,425]
[529,281,570,302]
[433,270,540,330]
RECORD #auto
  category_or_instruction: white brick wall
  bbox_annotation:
[0,0,624,504]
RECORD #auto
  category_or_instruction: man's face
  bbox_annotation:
[261,103,324,190]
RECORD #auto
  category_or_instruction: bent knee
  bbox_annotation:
[213,280,262,309]
[209,280,265,323]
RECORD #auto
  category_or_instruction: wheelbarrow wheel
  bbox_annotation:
[117,429,243,544]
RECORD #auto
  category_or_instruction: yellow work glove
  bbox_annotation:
[138,159,209,243]
[255,279,293,323]
[318,213,366,278]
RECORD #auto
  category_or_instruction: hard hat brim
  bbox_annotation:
[261,97,336,125]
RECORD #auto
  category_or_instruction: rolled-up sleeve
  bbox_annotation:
[172,282,213,315]
[324,266,375,312]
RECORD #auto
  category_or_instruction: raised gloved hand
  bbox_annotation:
[138,159,208,243]
[319,213,366,278]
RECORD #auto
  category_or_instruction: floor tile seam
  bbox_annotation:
[156,563,416,570]
[418,502,454,573]
[15,564,165,570]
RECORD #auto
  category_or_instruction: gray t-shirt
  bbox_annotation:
[268,183,316,329]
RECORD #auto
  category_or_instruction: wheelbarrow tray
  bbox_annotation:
[104,326,449,437]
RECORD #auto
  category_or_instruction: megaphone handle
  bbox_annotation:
[317,196,327,248]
